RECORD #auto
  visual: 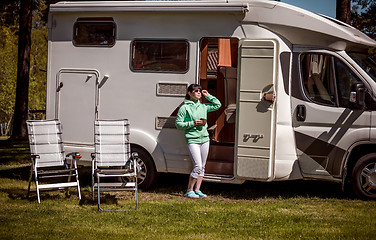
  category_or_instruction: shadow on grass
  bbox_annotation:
[0,165,138,205]
[77,169,351,200]
[1,139,352,201]
[147,173,350,200]
[1,167,352,204]
[0,179,85,203]
[0,139,30,165]
[78,193,137,209]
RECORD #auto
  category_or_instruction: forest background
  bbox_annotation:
[0,0,375,136]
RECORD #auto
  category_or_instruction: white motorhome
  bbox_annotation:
[46,0,376,199]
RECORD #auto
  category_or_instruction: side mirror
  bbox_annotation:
[349,82,365,110]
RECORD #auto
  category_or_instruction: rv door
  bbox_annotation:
[291,51,371,178]
[234,40,277,181]
[56,69,99,146]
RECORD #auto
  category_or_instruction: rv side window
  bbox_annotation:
[348,52,376,82]
[73,18,116,47]
[334,58,362,108]
[131,40,189,73]
[301,53,361,108]
[301,54,336,106]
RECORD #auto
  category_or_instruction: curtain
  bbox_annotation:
[218,38,232,67]
[200,39,208,80]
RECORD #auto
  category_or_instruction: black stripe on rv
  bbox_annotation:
[280,52,291,95]
[294,131,346,177]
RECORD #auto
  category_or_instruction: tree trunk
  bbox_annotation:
[336,0,351,24]
[11,0,33,140]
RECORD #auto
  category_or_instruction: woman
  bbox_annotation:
[175,84,221,198]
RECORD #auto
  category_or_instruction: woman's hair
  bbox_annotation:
[185,84,202,100]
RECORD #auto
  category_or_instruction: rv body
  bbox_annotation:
[46,0,376,199]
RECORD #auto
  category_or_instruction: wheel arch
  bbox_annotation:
[130,144,156,169]
[344,143,376,183]
[130,129,167,172]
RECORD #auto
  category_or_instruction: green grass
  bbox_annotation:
[1,139,376,239]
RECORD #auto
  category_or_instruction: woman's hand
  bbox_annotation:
[193,119,203,126]
[263,92,275,102]
[201,89,209,97]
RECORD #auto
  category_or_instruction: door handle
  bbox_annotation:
[56,82,63,92]
[296,104,306,122]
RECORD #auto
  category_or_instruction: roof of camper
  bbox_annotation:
[51,0,250,13]
[50,0,376,50]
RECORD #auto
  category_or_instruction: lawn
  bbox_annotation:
[1,139,376,240]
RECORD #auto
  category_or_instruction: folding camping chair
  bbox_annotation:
[91,119,138,211]
[26,119,81,203]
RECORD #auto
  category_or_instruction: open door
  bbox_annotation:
[56,69,99,146]
[235,39,277,181]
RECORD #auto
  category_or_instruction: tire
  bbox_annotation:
[351,153,376,200]
[131,146,158,190]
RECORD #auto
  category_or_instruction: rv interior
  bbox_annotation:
[199,38,239,177]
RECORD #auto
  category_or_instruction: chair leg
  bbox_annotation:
[92,159,95,201]
[26,166,33,199]
[76,178,81,200]
[36,180,40,204]
[135,189,138,210]
[97,175,101,211]
[92,173,95,201]
[66,169,72,197]
[135,177,138,210]
[77,186,81,200]
[75,162,81,200]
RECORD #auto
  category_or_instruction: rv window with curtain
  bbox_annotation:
[301,53,361,108]
[131,40,189,73]
[73,18,116,47]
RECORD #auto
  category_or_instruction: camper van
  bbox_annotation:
[46,0,376,199]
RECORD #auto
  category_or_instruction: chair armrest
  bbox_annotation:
[66,152,82,160]
[131,152,138,159]
[131,152,140,174]
[31,154,39,165]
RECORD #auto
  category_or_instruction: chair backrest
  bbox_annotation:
[94,119,131,167]
[220,67,237,107]
[26,119,65,168]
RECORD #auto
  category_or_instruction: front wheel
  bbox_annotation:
[351,153,376,200]
[131,146,158,190]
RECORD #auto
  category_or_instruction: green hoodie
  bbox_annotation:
[175,94,221,144]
